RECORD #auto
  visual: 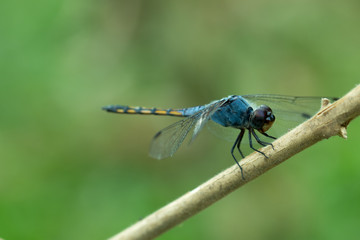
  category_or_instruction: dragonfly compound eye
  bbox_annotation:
[250,105,275,133]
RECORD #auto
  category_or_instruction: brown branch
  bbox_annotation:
[109,85,360,240]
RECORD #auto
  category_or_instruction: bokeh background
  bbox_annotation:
[1,0,360,239]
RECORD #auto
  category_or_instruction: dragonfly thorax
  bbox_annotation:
[249,105,275,133]
[210,97,253,129]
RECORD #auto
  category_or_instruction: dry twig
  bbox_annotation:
[109,85,360,240]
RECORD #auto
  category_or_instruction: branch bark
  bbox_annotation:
[109,85,360,240]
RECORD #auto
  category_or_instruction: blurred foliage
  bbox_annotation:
[0,0,359,239]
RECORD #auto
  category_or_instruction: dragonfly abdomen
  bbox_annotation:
[102,105,185,117]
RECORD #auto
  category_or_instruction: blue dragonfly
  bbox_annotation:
[103,95,337,179]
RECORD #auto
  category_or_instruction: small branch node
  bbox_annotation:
[339,126,348,139]
[321,98,331,109]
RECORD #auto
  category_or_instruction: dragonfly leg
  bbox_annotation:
[248,129,268,158]
[258,131,276,150]
[236,129,245,158]
[260,132,277,140]
[251,129,274,150]
[231,130,245,180]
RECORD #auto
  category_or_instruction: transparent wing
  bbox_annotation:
[242,94,337,121]
[149,99,228,160]
[205,119,235,142]
[242,94,337,136]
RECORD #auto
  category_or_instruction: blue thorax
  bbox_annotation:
[211,96,253,129]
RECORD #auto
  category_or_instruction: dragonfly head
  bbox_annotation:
[249,105,275,133]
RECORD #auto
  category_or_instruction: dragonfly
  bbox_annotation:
[103,95,337,179]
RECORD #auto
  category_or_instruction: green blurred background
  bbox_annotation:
[1,0,359,239]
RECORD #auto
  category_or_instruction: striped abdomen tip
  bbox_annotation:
[102,105,184,116]
[102,105,118,112]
